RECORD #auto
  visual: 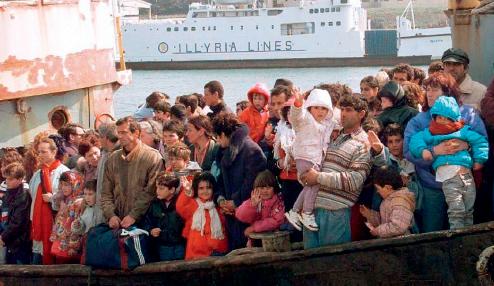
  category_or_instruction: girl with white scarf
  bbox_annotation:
[176,172,228,260]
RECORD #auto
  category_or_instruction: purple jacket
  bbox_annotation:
[235,193,285,233]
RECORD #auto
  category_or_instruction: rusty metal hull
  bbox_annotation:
[2,222,494,285]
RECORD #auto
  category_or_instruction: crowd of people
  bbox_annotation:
[1,47,494,265]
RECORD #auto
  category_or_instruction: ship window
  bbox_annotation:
[211,12,217,17]
[49,108,70,130]
[231,26,234,30]
[208,26,211,31]
[341,0,348,3]
[331,7,335,12]
[167,27,171,32]
[256,25,259,30]
[329,21,333,26]
[336,21,341,26]
[325,8,330,12]
[336,7,340,11]
[314,8,318,13]
[202,27,205,31]
[174,27,179,31]
[281,22,315,35]
[191,27,196,31]
[309,9,313,13]
[268,10,282,16]
[320,8,324,13]
[183,27,188,31]
[240,26,244,30]
[321,22,325,26]
[213,26,216,30]
[272,25,275,29]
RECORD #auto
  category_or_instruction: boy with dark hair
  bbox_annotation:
[72,180,104,235]
[236,100,250,116]
[204,80,232,120]
[360,166,415,238]
[134,91,167,121]
[143,172,185,261]
[392,63,415,84]
[153,100,171,125]
[0,163,32,264]
[179,95,199,118]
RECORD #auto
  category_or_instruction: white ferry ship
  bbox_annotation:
[120,0,451,69]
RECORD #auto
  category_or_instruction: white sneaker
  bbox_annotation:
[285,209,302,231]
[300,212,319,232]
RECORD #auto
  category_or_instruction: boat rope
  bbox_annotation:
[476,245,494,286]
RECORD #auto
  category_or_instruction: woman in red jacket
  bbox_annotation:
[176,172,228,260]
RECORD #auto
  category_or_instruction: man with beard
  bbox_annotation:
[442,48,486,110]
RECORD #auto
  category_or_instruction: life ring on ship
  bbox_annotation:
[94,113,115,130]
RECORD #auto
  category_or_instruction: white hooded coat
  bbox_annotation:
[288,89,335,165]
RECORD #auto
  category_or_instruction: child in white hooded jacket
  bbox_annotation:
[285,88,335,231]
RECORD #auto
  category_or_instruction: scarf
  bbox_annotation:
[429,119,465,135]
[32,159,61,264]
[191,199,224,240]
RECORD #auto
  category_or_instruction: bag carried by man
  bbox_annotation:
[82,224,149,270]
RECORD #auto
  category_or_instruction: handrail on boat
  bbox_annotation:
[477,245,494,286]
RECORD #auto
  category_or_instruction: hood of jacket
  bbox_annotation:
[304,88,334,118]
[221,124,250,167]
[247,83,270,104]
[430,96,461,121]
[388,188,416,212]
[379,81,406,108]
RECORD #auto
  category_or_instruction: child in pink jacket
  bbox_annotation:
[235,170,285,245]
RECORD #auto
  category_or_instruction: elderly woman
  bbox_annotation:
[29,136,70,264]
[404,72,487,233]
[212,113,267,250]
[139,119,165,157]
[186,115,219,172]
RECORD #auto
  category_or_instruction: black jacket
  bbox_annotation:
[1,184,32,253]
[143,196,185,247]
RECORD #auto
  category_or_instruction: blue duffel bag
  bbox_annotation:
[82,223,150,270]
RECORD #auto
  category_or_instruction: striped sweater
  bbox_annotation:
[315,127,372,211]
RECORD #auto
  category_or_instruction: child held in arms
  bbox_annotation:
[285,88,335,232]
[360,166,415,238]
[410,96,488,229]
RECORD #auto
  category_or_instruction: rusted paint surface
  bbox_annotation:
[0,49,117,101]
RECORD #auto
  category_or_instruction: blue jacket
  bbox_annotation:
[404,101,487,189]
[409,96,489,171]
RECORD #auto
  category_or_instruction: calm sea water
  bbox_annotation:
[114,66,425,118]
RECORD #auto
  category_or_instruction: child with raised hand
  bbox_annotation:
[49,171,84,263]
[143,172,185,261]
[71,180,104,236]
[285,88,335,232]
[235,170,285,245]
[360,166,415,238]
[0,163,32,264]
[176,172,228,260]
[410,96,489,229]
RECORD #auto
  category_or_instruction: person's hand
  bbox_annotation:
[422,149,433,161]
[369,225,379,236]
[244,226,255,237]
[150,228,161,238]
[401,175,410,186]
[359,205,372,220]
[473,163,483,171]
[292,87,303,106]
[109,216,121,229]
[367,131,383,154]
[250,188,262,207]
[300,168,319,186]
[223,200,236,215]
[121,215,136,229]
[42,193,53,203]
[181,177,193,197]
[433,139,468,156]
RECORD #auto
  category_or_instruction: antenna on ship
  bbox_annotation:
[400,0,416,30]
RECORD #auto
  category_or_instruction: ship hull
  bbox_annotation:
[121,55,432,70]
[2,221,494,285]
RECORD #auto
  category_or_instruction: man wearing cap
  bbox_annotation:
[442,48,486,109]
